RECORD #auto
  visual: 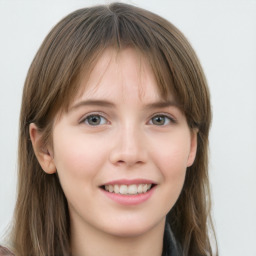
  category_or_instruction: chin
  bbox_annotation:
[101,215,164,238]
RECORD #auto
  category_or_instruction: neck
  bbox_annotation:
[70,218,165,256]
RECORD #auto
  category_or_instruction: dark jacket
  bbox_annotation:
[162,222,182,256]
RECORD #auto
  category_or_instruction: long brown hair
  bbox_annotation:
[11,3,216,256]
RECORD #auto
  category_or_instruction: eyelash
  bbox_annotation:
[80,112,109,126]
[80,112,176,126]
[148,113,176,126]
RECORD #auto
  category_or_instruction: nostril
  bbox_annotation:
[115,159,145,167]
[109,142,147,166]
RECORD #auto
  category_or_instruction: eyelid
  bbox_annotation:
[79,111,110,124]
[78,111,176,125]
[148,112,177,124]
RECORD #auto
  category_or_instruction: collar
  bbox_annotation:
[162,222,182,256]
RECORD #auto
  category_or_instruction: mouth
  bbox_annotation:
[100,183,156,195]
[99,179,157,205]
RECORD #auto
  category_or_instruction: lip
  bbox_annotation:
[100,179,157,206]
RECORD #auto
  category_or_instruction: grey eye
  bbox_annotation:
[85,115,107,126]
[150,115,172,126]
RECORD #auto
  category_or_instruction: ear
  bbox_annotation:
[29,123,56,174]
[187,129,198,167]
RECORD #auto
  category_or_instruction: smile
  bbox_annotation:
[100,179,157,205]
[104,184,152,195]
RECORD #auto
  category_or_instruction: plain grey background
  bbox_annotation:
[0,0,256,255]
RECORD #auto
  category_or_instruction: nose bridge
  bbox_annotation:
[109,120,146,166]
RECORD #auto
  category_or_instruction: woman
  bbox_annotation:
[1,2,217,256]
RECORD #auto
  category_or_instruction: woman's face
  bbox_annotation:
[49,48,197,237]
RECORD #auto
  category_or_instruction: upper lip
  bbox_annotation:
[101,179,156,186]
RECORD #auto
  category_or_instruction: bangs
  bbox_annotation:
[29,2,208,131]
[50,6,182,116]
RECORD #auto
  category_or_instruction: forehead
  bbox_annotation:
[73,48,175,105]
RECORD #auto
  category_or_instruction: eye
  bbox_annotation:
[82,114,108,126]
[149,115,174,126]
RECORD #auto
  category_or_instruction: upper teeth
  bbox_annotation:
[104,184,152,195]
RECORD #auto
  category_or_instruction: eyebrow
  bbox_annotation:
[70,100,115,111]
[144,100,179,110]
[69,99,179,112]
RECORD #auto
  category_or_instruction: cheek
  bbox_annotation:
[150,131,191,174]
[51,131,110,198]
[51,131,109,209]
[149,129,191,205]
[159,145,187,188]
[53,131,106,174]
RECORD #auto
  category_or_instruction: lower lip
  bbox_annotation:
[101,186,156,206]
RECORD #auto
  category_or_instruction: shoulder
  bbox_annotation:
[0,246,15,256]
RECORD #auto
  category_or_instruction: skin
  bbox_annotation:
[30,48,197,256]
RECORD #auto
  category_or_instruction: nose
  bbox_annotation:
[109,124,147,167]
